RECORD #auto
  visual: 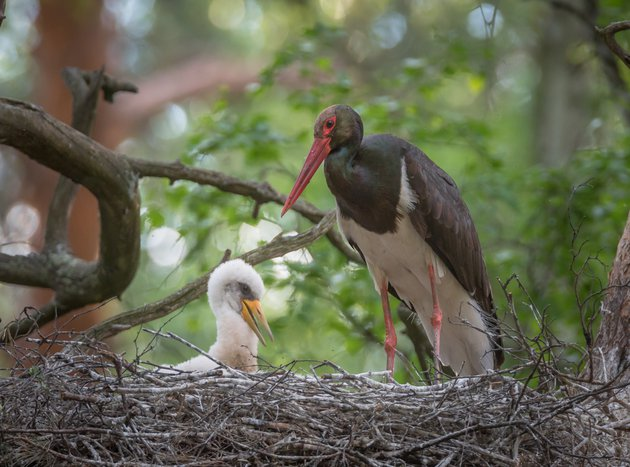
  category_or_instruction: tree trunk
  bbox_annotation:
[590,210,630,384]
[533,0,593,167]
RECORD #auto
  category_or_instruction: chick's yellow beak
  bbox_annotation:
[241,299,274,346]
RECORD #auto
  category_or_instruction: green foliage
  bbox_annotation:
[111,0,630,383]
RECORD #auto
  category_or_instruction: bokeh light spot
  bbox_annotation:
[1,202,40,255]
[208,0,246,30]
[318,0,354,22]
[467,4,504,39]
[5,202,40,241]
[371,12,407,49]
[146,227,188,267]
[151,104,189,140]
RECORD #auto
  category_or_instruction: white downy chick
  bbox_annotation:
[172,259,273,373]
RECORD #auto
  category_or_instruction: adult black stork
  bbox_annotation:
[281,105,503,376]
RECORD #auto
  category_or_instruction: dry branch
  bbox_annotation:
[598,20,630,69]
[0,98,141,340]
[0,0,5,28]
[86,211,337,341]
[45,68,137,257]
[550,2,630,125]
[1,342,628,466]
[128,157,361,263]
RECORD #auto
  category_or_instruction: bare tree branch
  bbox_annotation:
[128,158,362,264]
[549,1,630,125]
[0,253,49,289]
[45,68,137,253]
[62,67,104,134]
[597,20,630,69]
[0,98,141,340]
[0,0,6,28]
[43,175,78,252]
[86,211,337,341]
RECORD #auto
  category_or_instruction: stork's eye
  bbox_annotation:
[322,116,336,135]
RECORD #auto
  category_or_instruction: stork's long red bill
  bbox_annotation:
[281,136,331,216]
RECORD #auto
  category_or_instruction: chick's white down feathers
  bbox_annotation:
[170,259,266,373]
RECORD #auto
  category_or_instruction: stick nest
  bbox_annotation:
[1,342,628,466]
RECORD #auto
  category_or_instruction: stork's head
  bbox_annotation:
[207,259,274,346]
[281,104,364,216]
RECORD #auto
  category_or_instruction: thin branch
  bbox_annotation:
[43,68,139,253]
[127,157,362,264]
[597,20,630,69]
[549,1,630,125]
[0,0,6,27]
[61,67,104,134]
[85,211,337,341]
[44,68,106,251]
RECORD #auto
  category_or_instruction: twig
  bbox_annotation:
[597,21,630,69]
[0,0,6,27]
[127,157,362,264]
[142,328,232,375]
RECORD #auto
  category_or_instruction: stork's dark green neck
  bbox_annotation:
[324,134,402,234]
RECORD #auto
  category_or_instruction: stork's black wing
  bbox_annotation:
[402,144,503,366]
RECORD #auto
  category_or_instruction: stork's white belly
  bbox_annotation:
[338,212,494,375]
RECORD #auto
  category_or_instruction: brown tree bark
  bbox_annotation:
[590,210,630,384]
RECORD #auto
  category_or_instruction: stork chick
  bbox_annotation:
[172,259,273,373]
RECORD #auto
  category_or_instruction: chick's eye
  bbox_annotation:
[240,283,251,294]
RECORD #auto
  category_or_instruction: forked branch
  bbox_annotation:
[0,98,141,341]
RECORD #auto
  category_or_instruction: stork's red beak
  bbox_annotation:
[281,136,331,216]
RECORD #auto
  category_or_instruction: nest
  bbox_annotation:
[0,340,628,466]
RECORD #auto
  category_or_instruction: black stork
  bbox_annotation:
[281,105,503,376]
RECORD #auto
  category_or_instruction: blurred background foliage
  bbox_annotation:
[0,0,628,382]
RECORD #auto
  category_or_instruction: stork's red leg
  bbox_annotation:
[427,263,442,370]
[379,278,397,376]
